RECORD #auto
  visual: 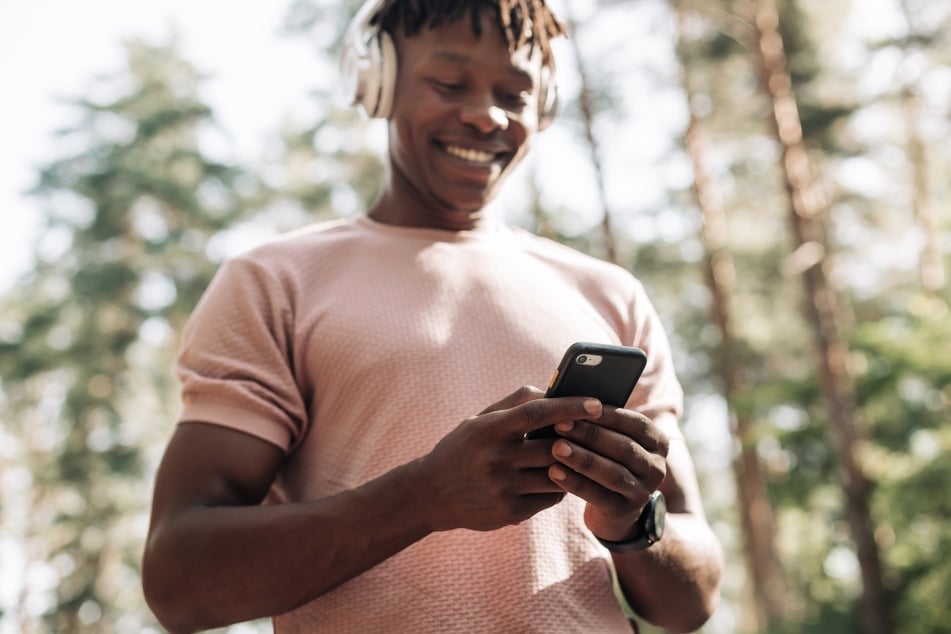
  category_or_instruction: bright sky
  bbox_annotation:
[0,0,700,295]
[0,0,326,293]
[1,0,927,296]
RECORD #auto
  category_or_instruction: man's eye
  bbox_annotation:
[500,92,529,110]
[431,79,464,92]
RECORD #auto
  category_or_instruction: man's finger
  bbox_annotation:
[567,408,670,458]
[513,396,602,436]
[512,469,568,495]
[478,385,545,415]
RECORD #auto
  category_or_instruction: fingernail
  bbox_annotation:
[550,465,567,481]
[583,399,602,416]
[555,421,573,432]
[554,441,572,457]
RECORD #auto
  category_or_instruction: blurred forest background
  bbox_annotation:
[1,0,949,632]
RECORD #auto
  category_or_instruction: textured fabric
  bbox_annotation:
[176,215,683,633]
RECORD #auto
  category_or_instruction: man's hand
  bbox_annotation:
[415,386,603,533]
[546,406,670,541]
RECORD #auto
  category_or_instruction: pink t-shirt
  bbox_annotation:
[176,215,683,632]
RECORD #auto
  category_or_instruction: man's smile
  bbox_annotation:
[440,142,506,165]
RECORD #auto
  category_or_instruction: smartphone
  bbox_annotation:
[526,342,648,439]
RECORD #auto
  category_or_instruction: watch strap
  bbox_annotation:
[595,491,664,553]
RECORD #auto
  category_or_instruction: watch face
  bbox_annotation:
[653,493,667,540]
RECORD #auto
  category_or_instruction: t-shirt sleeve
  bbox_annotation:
[174,255,307,452]
[624,282,685,442]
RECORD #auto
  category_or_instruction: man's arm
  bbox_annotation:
[609,438,723,631]
[142,422,433,633]
[548,410,723,633]
[142,388,601,633]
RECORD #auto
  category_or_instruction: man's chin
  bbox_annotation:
[436,186,502,216]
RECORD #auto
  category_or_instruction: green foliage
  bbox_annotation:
[664,0,950,631]
[850,300,951,633]
[0,39,253,632]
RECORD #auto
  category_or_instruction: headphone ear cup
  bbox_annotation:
[538,67,558,130]
[338,34,364,111]
[339,0,394,118]
[360,33,383,117]
[372,31,397,119]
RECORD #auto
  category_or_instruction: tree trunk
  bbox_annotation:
[561,1,619,265]
[897,0,945,293]
[748,2,893,632]
[673,5,788,629]
[528,162,559,241]
[901,90,943,292]
[906,99,944,292]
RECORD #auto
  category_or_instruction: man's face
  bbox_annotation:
[386,10,546,223]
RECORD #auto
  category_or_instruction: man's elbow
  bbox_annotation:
[669,550,724,632]
[664,585,721,633]
[648,545,724,632]
[643,583,719,633]
[142,575,196,633]
[141,536,203,634]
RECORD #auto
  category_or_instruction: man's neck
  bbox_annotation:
[369,191,491,233]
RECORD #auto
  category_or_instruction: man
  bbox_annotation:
[142,1,723,632]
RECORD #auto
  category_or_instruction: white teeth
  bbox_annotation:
[444,144,495,163]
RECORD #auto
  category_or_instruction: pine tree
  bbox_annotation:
[0,38,255,632]
[671,2,789,629]
[748,0,892,630]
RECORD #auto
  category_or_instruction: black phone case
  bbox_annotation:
[526,342,648,439]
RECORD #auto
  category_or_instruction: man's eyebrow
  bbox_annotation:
[429,50,471,64]
[427,50,535,83]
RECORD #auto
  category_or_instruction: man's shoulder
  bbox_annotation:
[246,216,362,257]
[507,226,643,289]
[200,217,369,296]
[227,217,369,270]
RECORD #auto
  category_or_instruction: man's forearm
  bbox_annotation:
[612,512,723,633]
[143,459,433,633]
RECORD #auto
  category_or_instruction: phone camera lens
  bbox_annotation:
[577,355,588,364]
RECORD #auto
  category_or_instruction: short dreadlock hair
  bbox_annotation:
[370,0,566,68]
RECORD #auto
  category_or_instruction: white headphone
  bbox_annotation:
[339,0,558,126]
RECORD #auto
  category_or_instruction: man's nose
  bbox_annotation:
[459,101,509,133]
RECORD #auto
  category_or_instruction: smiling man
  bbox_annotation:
[377,5,541,227]
[141,1,723,632]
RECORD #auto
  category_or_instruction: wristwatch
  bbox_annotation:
[596,490,666,553]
